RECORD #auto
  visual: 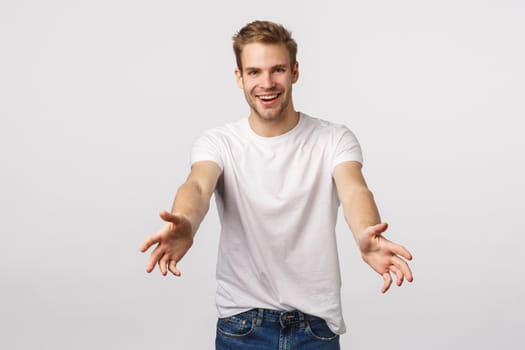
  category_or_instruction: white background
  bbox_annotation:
[1,0,524,349]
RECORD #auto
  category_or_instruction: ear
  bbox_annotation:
[235,68,243,89]
[292,61,299,84]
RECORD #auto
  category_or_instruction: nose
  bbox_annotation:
[260,72,275,89]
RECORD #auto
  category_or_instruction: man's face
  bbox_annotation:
[235,42,299,122]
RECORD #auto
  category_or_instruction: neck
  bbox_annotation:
[248,107,300,137]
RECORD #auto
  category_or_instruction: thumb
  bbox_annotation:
[368,222,388,235]
[159,210,182,224]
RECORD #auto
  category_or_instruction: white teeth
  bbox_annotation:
[259,94,278,100]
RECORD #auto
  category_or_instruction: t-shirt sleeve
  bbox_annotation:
[331,126,363,171]
[190,130,224,170]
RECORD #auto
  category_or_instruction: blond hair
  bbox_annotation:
[232,20,298,71]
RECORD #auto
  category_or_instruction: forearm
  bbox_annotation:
[343,187,381,244]
[170,181,211,236]
[333,163,413,291]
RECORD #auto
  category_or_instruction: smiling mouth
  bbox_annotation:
[257,93,281,102]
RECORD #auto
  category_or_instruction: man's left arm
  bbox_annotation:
[333,161,414,293]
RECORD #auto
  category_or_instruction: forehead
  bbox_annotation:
[241,42,291,68]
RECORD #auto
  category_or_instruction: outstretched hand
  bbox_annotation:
[358,223,413,293]
[140,211,194,276]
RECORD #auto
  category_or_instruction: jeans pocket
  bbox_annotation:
[216,311,256,338]
[305,318,338,341]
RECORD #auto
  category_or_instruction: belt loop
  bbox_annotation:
[279,311,286,329]
[298,310,307,329]
[256,308,264,327]
[298,310,305,322]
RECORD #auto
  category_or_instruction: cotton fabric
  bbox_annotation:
[191,113,362,334]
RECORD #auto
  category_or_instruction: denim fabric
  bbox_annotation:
[215,309,340,350]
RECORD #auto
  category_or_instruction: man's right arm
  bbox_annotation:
[140,160,221,276]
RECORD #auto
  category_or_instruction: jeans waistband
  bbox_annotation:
[250,308,320,328]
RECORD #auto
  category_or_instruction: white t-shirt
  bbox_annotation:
[191,112,363,334]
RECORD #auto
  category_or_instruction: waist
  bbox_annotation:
[243,308,323,328]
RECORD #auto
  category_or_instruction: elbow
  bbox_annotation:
[184,180,213,203]
[346,186,374,201]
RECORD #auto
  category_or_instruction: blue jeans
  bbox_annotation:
[215,308,340,350]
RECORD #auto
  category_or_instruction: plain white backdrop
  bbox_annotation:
[1,0,524,349]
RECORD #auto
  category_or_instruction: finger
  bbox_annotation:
[389,265,404,286]
[168,260,182,277]
[140,232,161,253]
[381,272,392,293]
[391,255,414,283]
[159,210,181,225]
[146,244,164,273]
[387,241,413,261]
[159,254,170,276]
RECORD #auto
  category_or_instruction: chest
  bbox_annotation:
[224,138,333,198]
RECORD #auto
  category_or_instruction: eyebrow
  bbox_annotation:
[244,64,288,71]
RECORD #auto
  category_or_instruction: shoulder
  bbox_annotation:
[191,119,244,151]
[300,113,358,139]
[198,118,246,141]
[192,119,246,168]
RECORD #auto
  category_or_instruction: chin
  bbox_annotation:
[255,110,284,121]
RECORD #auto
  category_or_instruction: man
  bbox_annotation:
[141,20,413,350]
